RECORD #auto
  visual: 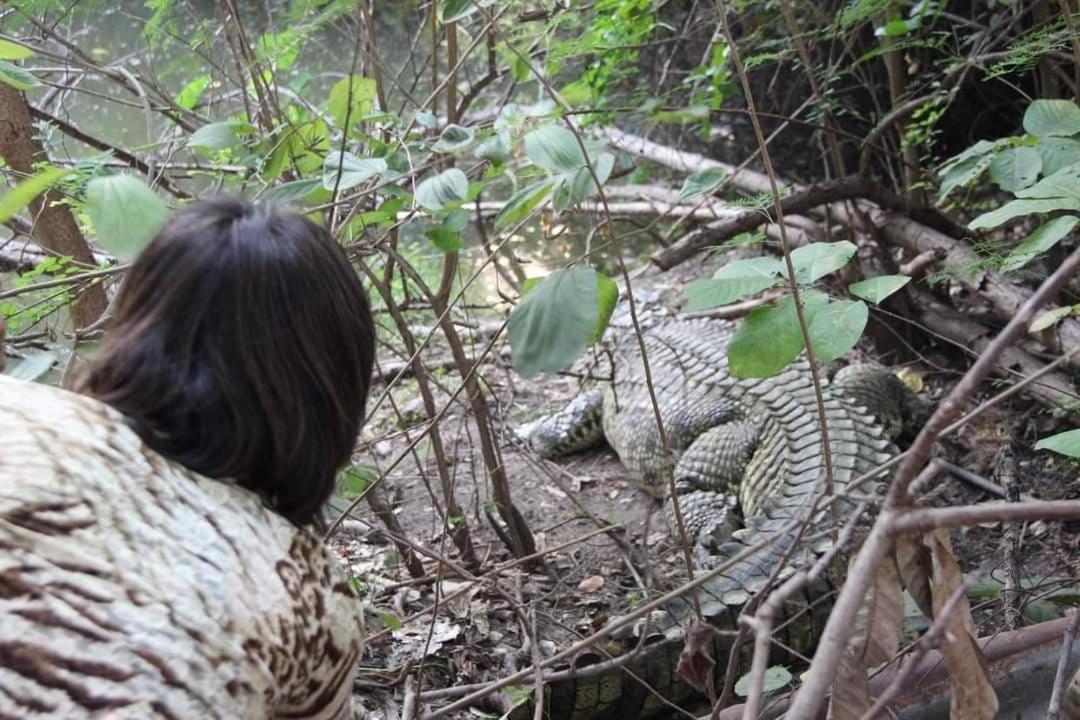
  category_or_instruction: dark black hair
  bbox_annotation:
[78,198,375,527]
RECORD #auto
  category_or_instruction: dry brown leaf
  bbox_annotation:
[851,556,903,667]
[827,646,872,720]
[577,575,605,593]
[928,528,998,720]
[894,533,933,618]
[675,621,715,694]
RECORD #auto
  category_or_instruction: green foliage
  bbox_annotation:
[0,40,32,60]
[1035,430,1080,458]
[678,167,728,202]
[0,166,73,222]
[735,665,793,697]
[84,174,170,261]
[0,60,38,90]
[728,292,828,378]
[849,275,910,304]
[338,464,378,499]
[327,75,377,128]
[432,124,476,154]
[415,168,468,212]
[323,151,388,191]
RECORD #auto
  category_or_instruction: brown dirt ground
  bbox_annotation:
[330,261,1080,718]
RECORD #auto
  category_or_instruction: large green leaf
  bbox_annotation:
[1023,100,1080,139]
[1034,429,1080,458]
[728,291,828,378]
[0,40,32,61]
[432,124,475,154]
[323,151,387,191]
[0,166,73,222]
[808,299,868,362]
[735,666,793,697]
[415,168,468,211]
[1036,139,1080,177]
[188,120,250,152]
[849,275,910,304]
[1015,164,1080,202]
[259,178,322,205]
[969,197,1080,230]
[988,147,1042,192]
[327,75,377,128]
[475,131,511,164]
[682,257,782,310]
[0,60,37,90]
[85,175,170,261]
[524,124,585,174]
[552,152,614,211]
[495,181,552,229]
[938,154,993,200]
[176,73,210,110]
[426,228,462,253]
[789,241,857,284]
[677,167,727,202]
[508,265,602,377]
[1000,216,1079,273]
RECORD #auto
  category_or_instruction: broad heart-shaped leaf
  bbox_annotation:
[322,151,388,191]
[1023,99,1080,138]
[1035,429,1080,458]
[988,147,1042,192]
[327,75,376,128]
[508,265,601,377]
[415,168,468,212]
[849,275,910,304]
[188,120,249,152]
[525,124,586,174]
[677,167,727,202]
[426,228,462,253]
[85,174,169,262]
[1037,137,1080,177]
[0,60,37,90]
[734,666,793,697]
[258,178,322,205]
[432,124,475,154]
[1001,216,1079,273]
[0,40,33,60]
[682,257,783,311]
[808,299,868,362]
[728,291,829,378]
[1015,163,1080,202]
[551,153,615,211]
[495,181,552,229]
[0,166,73,222]
[790,241,857,284]
[969,197,1080,230]
[475,131,511,164]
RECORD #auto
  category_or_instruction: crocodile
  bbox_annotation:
[519,316,922,719]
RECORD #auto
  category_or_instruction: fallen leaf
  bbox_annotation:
[577,575,605,593]
[676,621,715,694]
[851,556,903,666]
[827,647,871,719]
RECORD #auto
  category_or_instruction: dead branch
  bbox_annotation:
[1047,610,1080,720]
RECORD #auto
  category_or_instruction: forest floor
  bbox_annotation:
[329,257,1080,719]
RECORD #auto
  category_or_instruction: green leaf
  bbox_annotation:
[377,612,403,631]
[1023,100,1080,139]
[524,125,585,174]
[339,464,377,498]
[1034,429,1080,458]
[426,228,462,252]
[415,111,438,128]
[988,147,1042,192]
[1030,305,1078,333]
[0,40,33,61]
[327,75,377,128]
[322,151,388,191]
[494,181,552,229]
[415,168,468,211]
[735,665,793,697]
[1001,216,1080,273]
[682,257,782,310]
[650,105,709,124]
[176,73,210,110]
[84,174,170,262]
[789,241,857,283]
[728,292,828,378]
[432,124,475,154]
[849,275,910,304]
[808,299,868,362]
[0,166,73,222]
[591,273,619,344]
[442,0,495,22]
[188,120,249,152]
[880,18,910,36]
[258,178,322,204]
[1015,164,1080,202]
[0,60,37,90]
[552,153,614,211]
[443,208,470,232]
[677,167,728,202]
[4,351,55,382]
[939,139,1004,176]
[938,154,993,200]
[970,198,1080,230]
[475,131,511,164]
[508,265,599,377]
[1036,138,1080,177]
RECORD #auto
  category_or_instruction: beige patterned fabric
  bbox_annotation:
[0,375,363,719]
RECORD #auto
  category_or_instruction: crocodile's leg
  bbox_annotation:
[666,419,762,558]
[523,389,606,458]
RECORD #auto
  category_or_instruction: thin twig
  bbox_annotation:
[1046,609,1080,720]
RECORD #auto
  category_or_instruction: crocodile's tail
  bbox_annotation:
[520,388,607,458]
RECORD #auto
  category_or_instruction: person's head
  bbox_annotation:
[78,198,374,527]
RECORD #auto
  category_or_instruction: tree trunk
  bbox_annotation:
[0,84,107,330]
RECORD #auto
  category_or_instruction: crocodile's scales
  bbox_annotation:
[523,317,919,719]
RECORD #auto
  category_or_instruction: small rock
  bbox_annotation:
[577,575,605,593]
